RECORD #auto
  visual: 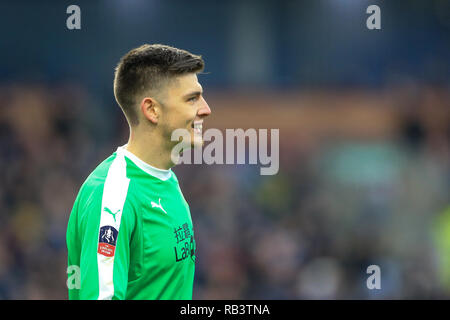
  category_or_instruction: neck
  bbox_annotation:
[125,126,174,170]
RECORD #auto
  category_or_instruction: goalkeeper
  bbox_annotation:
[66,44,211,299]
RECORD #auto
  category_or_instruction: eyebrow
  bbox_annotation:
[183,90,203,99]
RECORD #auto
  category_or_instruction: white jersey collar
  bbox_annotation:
[116,145,173,181]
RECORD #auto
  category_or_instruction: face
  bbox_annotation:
[157,73,211,149]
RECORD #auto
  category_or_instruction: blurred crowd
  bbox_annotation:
[0,83,448,299]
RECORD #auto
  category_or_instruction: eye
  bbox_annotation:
[187,96,199,103]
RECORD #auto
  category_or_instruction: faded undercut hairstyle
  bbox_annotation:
[113,44,205,126]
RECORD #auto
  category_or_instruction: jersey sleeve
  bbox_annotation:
[75,192,136,300]
[76,153,134,300]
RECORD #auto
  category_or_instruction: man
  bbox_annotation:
[66,44,211,299]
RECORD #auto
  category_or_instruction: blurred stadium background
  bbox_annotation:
[0,0,449,299]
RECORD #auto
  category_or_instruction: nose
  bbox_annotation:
[197,97,211,117]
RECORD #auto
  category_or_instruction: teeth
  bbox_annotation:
[194,121,202,129]
[193,121,202,134]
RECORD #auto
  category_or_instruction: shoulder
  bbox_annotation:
[75,152,138,225]
[77,153,118,198]
[75,151,134,212]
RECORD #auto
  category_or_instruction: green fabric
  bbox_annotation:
[67,150,195,299]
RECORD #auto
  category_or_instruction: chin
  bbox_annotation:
[190,131,203,148]
[192,138,204,148]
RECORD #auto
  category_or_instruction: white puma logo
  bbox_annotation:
[151,198,167,214]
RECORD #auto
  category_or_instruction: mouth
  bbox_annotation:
[192,120,203,136]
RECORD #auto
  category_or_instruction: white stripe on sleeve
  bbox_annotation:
[97,152,130,300]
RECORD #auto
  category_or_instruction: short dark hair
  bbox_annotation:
[113,44,205,126]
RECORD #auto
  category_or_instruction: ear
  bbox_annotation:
[140,97,159,124]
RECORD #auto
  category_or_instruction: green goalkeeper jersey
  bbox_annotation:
[66,146,196,300]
